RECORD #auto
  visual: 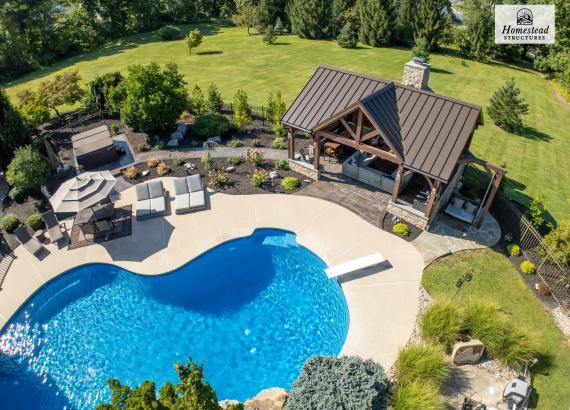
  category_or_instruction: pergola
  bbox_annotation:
[282,66,506,227]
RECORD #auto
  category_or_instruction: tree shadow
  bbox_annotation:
[515,126,552,142]
[271,42,290,46]
[196,50,223,55]
[432,67,453,74]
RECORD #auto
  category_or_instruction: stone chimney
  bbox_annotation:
[402,57,431,90]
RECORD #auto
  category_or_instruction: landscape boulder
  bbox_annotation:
[245,388,288,410]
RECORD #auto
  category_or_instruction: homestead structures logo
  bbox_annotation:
[495,5,555,44]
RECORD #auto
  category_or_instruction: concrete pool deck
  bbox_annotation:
[0,177,424,369]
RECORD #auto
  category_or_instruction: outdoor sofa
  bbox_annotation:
[135,180,167,220]
[174,175,206,214]
[14,226,44,256]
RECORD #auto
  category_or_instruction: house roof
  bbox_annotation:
[281,66,483,182]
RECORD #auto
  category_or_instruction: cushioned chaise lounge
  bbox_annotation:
[42,210,65,244]
[14,226,44,256]
[174,175,206,214]
[136,180,167,220]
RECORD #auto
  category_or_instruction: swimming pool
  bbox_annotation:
[0,229,349,409]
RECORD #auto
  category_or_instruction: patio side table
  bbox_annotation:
[33,229,46,243]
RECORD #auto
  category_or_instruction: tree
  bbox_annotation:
[267,90,287,136]
[111,63,187,132]
[274,16,284,34]
[6,145,49,191]
[287,0,332,39]
[82,72,123,113]
[232,1,259,35]
[337,22,357,48]
[206,83,223,113]
[544,216,570,266]
[414,0,452,50]
[487,79,529,132]
[528,194,546,229]
[331,0,355,37]
[356,0,394,47]
[35,70,84,116]
[185,29,203,54]
[263,26,278,44]
[0,88,31,169]
[456,0,495,62]
[232,89,251,130]
[395,0,417,46]
[96,358,221,410]
[17,90,51,128]
[411,37,430,62]
[190,85,206,115]
[285,356,389,410]
[258,0,286,29]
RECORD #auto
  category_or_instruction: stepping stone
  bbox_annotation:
[167,138,179,147]
[226,166,236,173]
[269,171,279,179]
[142,170,150,177]
[171,131,184,141]
[207,136,222,144]
[184,162,196,169]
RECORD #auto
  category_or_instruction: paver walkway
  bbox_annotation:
[135,146,288,162]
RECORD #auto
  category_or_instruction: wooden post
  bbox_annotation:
[288,127,295,159]
[313,133,321,170]
[475,171,504,227]
[355,109,363,143]
[392,165,405,202]
[425,180,441,219]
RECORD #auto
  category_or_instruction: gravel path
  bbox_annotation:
[135,146,288,162]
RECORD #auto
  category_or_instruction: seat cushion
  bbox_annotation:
[150,197,166,214]
[175,193,191,213]
[453,197,466,209]
[136,199,152,217]
[189,190,205,208]
[186,175,202,192]
[148,180,164,198]
[174,177,189,195]
[135,183,150,201]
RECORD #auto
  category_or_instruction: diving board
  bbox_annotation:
[325,252,386,279]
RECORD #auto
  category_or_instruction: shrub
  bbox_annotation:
[227,155,243,166]
[201,153,214,170]
[232,89,251,131]
[251,138,262,147]
[263,26,278,44]
[285,356,389,410]
[391,381,443,410]
[392,222,410,237]
[137,143,150,152]
[155,140,166,150]
[205,83,223,113]
[527,194,546,229]
[543,216,570,265]
[246,149,264,168]
[110,123,119,133]
[275,160,289,171]
[1,214,21,233]
[250,169,267,187]
[208,170,228,187]
[227,138,243,148]
[337,22,357,49]
[173,158,185,166]
[507,243,521,257]
[281,177,300,191]
[157,25,181,41]
[156,161,170,176]
[394,344,449,387]
[192,113,231,138]
[421,301,464,351]
[27,213,43,231]
[147,158,159,168]
[123,165,138,179]
[411,37,431,62]
[520,260,536,274]
[271,137,285,149]
[9,186,26,202]
[495,325,537,368]
[463,301,504,357]
[6,145,50,191]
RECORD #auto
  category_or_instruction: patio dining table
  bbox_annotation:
[74,203,116,225]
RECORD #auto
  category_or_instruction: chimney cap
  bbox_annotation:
[412,57,427,64]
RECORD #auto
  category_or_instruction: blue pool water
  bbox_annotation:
[0,229,349,409]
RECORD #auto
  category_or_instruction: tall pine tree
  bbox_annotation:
[457,0,495,61]
[331,0,355,37]
[487,79,529,132]
[287,0,332,39]
[258,0,287,29]
[414,0,451,50]
[0,88,30,169]
[357,0,394,47]
[395,0,417,47]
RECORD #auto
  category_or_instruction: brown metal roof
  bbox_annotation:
[281,66,483,182]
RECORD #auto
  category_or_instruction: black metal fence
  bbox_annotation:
[221,103,270,126]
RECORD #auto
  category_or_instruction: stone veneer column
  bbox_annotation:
[402,59,431,90]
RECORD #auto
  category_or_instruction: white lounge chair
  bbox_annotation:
[325,252,386,279]
[174,175,206,214]
[135,180,167,220]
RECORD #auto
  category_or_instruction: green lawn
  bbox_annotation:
[423,249,570,410]
[3,24,569,220]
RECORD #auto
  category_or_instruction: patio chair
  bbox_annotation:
[13,226,44,256]
[135,180,167,220]
[174,175,206,214]
[94,219,113,240]
[41,210,65,244]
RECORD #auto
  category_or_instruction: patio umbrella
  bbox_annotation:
[49,171,117,213]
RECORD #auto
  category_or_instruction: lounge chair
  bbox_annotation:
[135,180,167,220]
[174,175,206,214]
[14,226,44,256]
[42,210,65,244]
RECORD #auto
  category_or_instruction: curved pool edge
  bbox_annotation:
[2,178,425,369]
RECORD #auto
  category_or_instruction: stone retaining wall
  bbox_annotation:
[388,202,428,230]
[288,159,320,180]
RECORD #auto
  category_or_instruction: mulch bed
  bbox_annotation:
[382,212,423,241]
[122,158,312,195]
[68,205,133,250]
